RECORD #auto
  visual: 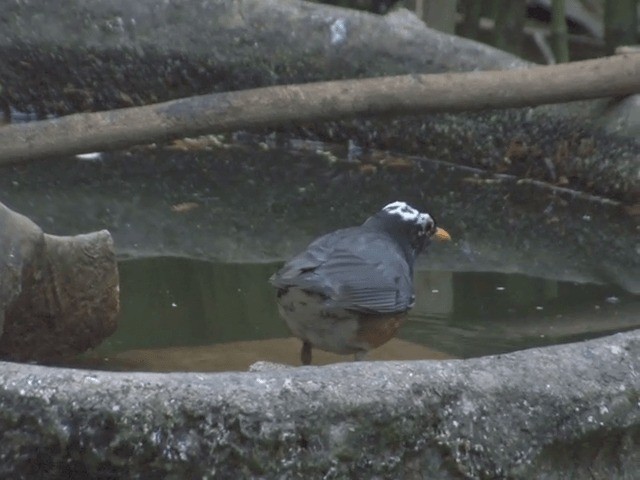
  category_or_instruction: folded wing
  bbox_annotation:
[270,228,413,314]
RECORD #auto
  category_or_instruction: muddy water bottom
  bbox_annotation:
[65,257,640,372]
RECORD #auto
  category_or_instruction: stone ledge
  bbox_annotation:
[0,330,638,478]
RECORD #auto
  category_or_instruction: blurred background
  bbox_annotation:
[312,0,639,62]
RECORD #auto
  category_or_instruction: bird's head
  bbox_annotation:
[364,201,451,258]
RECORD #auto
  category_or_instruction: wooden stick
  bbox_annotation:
[1,54,640,165]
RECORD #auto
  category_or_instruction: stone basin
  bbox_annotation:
[0,330,638,478]
[0,0,639,477]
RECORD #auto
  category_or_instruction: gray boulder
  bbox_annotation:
[1,0,638,202]
[0,330,638,478]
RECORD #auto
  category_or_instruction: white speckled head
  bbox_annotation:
[382,201,433,234]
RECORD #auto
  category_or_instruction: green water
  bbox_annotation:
[70,257,639,371]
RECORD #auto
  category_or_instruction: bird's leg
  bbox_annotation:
[301,341,312,365]
[354,351,367,362]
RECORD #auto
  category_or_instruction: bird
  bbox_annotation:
[269,201,451,365]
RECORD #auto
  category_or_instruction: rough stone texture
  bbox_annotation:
[0,0,526,114]
[0,330,638,479]
[0,0,638,202]
[0,202,119,361]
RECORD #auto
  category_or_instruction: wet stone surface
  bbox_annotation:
[2,141,638,292]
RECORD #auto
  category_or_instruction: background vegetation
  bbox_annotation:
[313,0,639,63]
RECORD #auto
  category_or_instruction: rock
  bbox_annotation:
[0,0,638,202]
[0,202,119,361]
[0,330,638,478]
[248,360,294,372]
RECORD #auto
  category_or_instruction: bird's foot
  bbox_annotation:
[301,341,312,365]
[354,351,367,362]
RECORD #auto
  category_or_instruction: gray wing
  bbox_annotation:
[270,228,414,313]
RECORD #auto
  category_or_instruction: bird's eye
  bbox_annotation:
[425,220,435,235]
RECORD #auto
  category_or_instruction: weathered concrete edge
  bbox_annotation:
[0,330,638,478]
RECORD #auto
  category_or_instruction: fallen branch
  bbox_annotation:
[1,54,639,164]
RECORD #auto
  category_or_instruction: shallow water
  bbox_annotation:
[3,139,638,371]
[67,257,640,372]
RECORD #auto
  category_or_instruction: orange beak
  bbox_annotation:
[434,227,451,242]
